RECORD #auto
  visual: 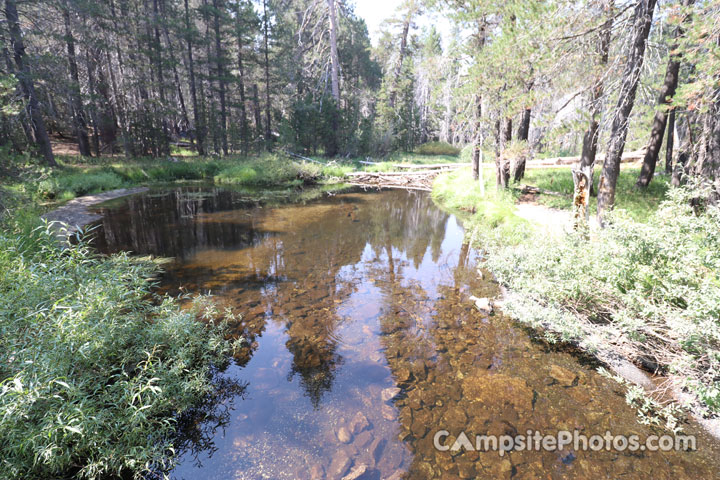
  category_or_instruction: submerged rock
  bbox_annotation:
[381,404,397,421]
[337,426,353,444]
[469,295,493,314]
[328,450,352,479]
[462,373,534,413]
[349,411,370,435]
[382,387,401,402]
[341,464,369,480]
[549,365,578,387]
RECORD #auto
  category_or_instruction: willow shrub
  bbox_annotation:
[0,222,236,479]
[482,184,720,414]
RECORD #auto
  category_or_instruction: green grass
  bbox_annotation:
[522,167,670,221]
[414,141,461,156]
[431,168,529,244]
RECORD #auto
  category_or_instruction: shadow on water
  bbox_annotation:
[91,187,720,480]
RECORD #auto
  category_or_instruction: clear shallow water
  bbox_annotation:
[91,187,720,480]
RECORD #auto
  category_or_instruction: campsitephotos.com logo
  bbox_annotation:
[433,430,696,457]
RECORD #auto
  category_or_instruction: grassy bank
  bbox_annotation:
[431,169,720,417]
[522,167,670,221]
[5,151,465,208]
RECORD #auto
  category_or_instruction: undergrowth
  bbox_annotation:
[0,219,240,479]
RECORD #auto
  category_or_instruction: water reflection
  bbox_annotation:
[92,187,720,480]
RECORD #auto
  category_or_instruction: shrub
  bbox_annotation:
[481,184,720,414]
[0,222,237,479]
[415,141,460,156]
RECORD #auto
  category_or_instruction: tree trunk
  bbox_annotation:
[472,20,487,182]
[84,48,101,156]
[5,0,56,166]
[151,0,169,155]
[635,1,693,188]
[389,12,412,109]
[495,117,512,188]
[517,107,531,142]
[61,1,91,156]
[573,0,613,226]
[252,83,262,139]
[212,0,228,155]
[262,0,271,149]
[235,6,249,154]
[665,107,675,174]
[471,96,482,181]
[184,0,204,155]
[597,0,657,224]
[326,0,340,102]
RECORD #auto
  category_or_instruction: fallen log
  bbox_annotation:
[391,162,470,169]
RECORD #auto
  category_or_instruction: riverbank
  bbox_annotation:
[431,168,720,423]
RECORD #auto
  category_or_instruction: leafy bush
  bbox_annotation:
[415,141,460,156]
[481,184,720,414]
[0,222,236,479]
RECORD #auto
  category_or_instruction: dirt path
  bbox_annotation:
[42,187,148,241]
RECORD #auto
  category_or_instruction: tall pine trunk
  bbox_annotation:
[5,0,56,166]
[61,1,91,156]
[212,0,228,155]
[665,108,675,174]
[235,6,249,154]
[184,0,204,155]
[326,0,340,156]
[597,0,657,223]
[262,0,271,149]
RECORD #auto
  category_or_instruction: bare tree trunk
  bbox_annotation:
[212,0,228,155]
[325,0,341,156]
[252,82,262,139]
[389,5,416,109]
[84,48,101,156]
[636,0,693,188]
[61,0,91,156]
[472,20,487,182]
[665,107,675,174]
[184,0,204,155]
[517,107,531,142]
[262,0,271,149]
[472,96,482,181]
[151,0,169,155]
[235,6,249,154]
[597,0,657,224]
[495,117,512,188]
[326,0,340,102]
[5,0,56,166]
[573,0,613,227]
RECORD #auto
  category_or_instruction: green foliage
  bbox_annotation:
[415,141,460,156]
[0,221,236,479]
[482,184,720,414]
[37,171,124,199]
[522,167,670,221]
[432,168,529,243]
